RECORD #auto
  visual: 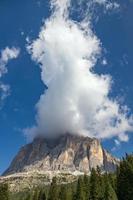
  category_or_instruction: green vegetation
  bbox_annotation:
[117,154,133,200]
[1,154,133,200]
[0,183,9,200]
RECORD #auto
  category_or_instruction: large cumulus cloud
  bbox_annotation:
[25,0,133,142]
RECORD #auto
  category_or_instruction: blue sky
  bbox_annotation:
[0,0,133,174]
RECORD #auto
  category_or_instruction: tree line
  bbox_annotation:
[0,154,133,200]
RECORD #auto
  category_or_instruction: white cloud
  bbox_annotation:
[118,132,129,142]
[0,83,10,108]
[114,138,121,150]
[92,0,119,11]
[1,47,20,65]
[26,36,30,43]
[71,0,120,22]
[102,58,107,65]
[114,139,120,146]
[0,47,20,107]
[0,47,20,77]
[26,0,133,141]
[0,84,10,101]
[23,126,39,142]
[112,133,129,152]
[21,31,24,36]
[50,0,71,17]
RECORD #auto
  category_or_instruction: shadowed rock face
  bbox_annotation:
[3,134,119,176]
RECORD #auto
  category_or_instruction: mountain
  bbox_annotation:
[3,133,119,176]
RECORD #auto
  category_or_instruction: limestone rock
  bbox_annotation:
[3,134,119,176]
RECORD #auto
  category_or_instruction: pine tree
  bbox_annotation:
[24,193,32,200]
[38,189,46,200]
[97,167,107,200]
[59,185,67,200]
[83,174,90,200]
[48,177,59,200]
[0,183,9,200]
[107,173,117,192]
[32,189,39,200]
[89,168,101,200]
[75,176,86,200]
[104,177,118,200]
[117,154,133,200]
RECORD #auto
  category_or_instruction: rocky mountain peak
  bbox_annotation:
[3,133,119,176]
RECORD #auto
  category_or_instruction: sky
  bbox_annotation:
[0,0,133,174]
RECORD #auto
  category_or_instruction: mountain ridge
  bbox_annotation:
[3,133,119,176]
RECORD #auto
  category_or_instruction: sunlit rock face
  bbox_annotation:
[3,133,119,176]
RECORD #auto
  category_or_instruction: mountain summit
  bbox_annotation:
[3,134,119,176]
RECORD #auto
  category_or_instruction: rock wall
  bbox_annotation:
[3,134,119,176]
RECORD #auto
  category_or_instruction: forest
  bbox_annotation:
[0,154,133,200]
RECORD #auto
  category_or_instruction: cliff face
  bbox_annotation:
[3,134,119,176]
